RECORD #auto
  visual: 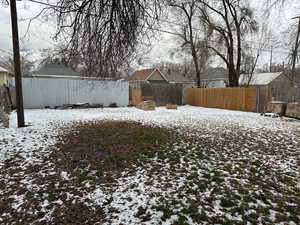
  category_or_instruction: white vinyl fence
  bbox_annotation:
[22,77,129,108]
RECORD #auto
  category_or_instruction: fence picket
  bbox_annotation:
[187,88,257,112]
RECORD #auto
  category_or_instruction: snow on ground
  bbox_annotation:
[1,105,297,169]
[2,105,298,166]
[8,105,297,129]
[1,106,299,224]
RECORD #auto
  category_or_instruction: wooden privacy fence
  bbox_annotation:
[130,83,184,106]
[131,88,142,106]
[0,85,15,112]
[187,88,257,112]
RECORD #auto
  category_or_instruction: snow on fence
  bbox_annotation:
[22,77,129,108]
[187,88,257,112]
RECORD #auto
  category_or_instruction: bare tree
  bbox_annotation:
[196,0,258,87]
[28,0,163,78]
[264,0,298,9]
[241,25,277,86]
[155,60,197,81]
[0,56,34,76]
[168,0,212,87]
[273,17,300,85]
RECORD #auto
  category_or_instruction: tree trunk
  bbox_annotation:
[227,45,239,87]
[228,65,239,87]
[192,50,201,88]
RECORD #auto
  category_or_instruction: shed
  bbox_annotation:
[32,63,81,78]
[239,72,300,112]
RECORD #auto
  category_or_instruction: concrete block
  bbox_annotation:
[267,101,287,116]
[286,103,300,119]
[166,104,178,110]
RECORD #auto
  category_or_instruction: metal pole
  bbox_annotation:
[292,17,300,76]
[10,0,25,127]
[270,46,273,73]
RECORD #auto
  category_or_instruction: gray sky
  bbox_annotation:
[0,1,55,52]
[0,0,299,68]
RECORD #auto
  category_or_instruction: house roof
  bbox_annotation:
[32,63,81,77]
[201,67,228,80]
[127,68,160,81]
[0,66,8,73]
[239,72,282,86]
[164,73,194,83]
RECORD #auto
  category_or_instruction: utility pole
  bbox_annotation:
[291,16,300,83]
[10,0,25,127]
[270,46,273,72]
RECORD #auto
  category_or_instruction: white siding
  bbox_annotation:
[21,77,129,108]
[201,80,226,88]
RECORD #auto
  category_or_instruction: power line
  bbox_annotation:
[27,0,60,8]
[27,0,269,47]
[25,0,291,55]
[144,26,291,54]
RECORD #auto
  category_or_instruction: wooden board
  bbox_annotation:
[187,88,257,112]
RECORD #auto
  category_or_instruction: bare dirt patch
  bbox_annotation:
[0,120,174,225]
[53,120,173,173]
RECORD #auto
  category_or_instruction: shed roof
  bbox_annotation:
[0,66,8,73]
[201,67,228,80]
[239,72,282,86]
[164,72,194,83]
[32,63,81,76]
[127,68,160,81]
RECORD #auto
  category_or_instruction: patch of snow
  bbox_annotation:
[1,106,299,224]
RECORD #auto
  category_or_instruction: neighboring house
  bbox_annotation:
[200,67,228,88]
[32,63,81,78]
[239,72,300,112]
[128,68,196,106]
[128,68,195,84]
[239,72,283,87]
[164,71,196,85]
[0,66,14,86]
[127,68,168,84]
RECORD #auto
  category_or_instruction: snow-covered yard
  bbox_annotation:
[1,106,299,225]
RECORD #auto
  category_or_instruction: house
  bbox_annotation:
[128,68,195,84]
[128,68,195,106]
[164,71,196,85]
[32,63,81,78]
[239,72,300,112]
[127,68,168,84]
[200,67,228,88]
[0,66,14,86]
[239,72,283,87]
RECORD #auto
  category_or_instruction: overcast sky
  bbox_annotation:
[0,1,55,52]
[0,0,299,68]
